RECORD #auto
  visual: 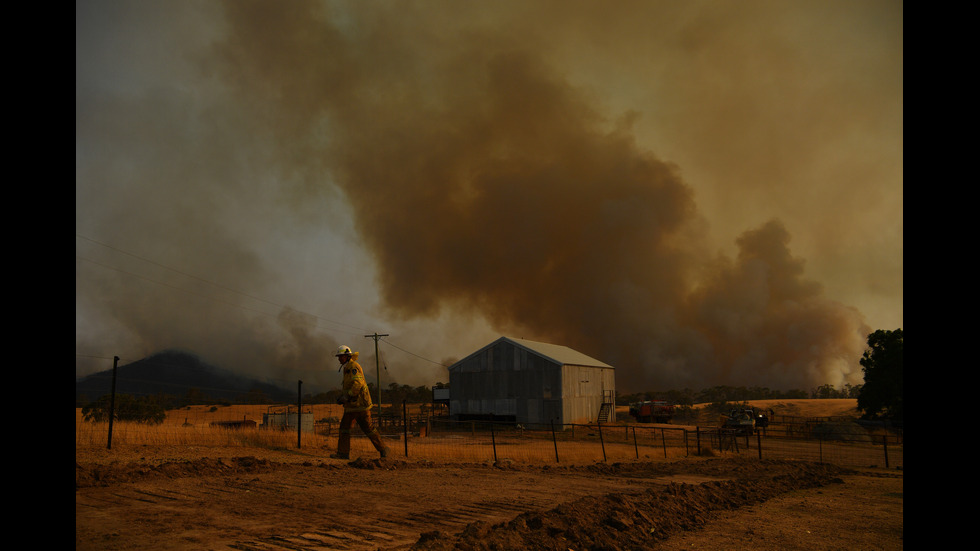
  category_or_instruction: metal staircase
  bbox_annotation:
[597,402,612,423]
[596,389,616,423]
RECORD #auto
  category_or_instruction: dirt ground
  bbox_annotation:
[76,445,903,550]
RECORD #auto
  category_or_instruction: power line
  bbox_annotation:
[380,338,450,367]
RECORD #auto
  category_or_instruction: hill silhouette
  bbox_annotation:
[75,350,294,404]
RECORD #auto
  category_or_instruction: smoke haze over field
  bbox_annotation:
[76,1,902,394]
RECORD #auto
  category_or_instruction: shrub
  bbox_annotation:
[81,394,167,425]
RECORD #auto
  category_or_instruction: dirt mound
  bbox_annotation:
[410,460,850,550]
[75,455,280,488]
[76,453,899,550]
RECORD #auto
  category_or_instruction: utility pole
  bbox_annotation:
[365,333,389,416]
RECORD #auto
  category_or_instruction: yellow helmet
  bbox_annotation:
[335,345,353,357]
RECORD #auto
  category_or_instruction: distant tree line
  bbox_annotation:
[80,329,902,425]
[811,383,863,399]
[303,382,435,406]
[619,328,903,426]
[616,386,812,407]
[619,382,866,406]
[78,381,442,415]
[81,394,168,425]
[76,385,282,410]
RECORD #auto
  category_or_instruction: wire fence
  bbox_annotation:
[76,402,903,470]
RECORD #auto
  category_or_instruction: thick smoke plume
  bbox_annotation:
[212,1,870,391]
[77,1,898,393]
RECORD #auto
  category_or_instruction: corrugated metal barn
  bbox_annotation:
[448,337,616,427]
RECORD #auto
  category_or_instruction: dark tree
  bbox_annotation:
[857,329,903,423]
[81,394,167,424]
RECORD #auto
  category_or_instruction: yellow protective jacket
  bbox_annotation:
[341,353,373,412]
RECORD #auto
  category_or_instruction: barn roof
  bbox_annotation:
[453,336,614,369]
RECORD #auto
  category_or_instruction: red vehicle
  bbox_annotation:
[628,400,675,423]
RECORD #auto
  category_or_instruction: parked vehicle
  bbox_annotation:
[722,408,757,436]
[628,400,675,423]
[722,407,773,435]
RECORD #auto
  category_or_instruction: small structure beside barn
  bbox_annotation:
[432,386,451,408]
[447,336,615,427]
[260,405,314,433]
[210,419,257,429]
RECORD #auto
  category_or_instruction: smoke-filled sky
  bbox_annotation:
[76,0,902,395]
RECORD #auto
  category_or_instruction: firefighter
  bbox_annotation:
[331,345,388,460]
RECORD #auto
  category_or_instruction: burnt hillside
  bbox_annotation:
[75,350,293,405]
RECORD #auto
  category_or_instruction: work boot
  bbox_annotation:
[330,453,349,460]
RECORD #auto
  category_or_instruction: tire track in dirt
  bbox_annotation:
[228,479,614,551]
[77,460,638,551]
[228,495,560,551]
[76,457,863,551]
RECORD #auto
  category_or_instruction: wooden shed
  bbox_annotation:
[447,336,616,427]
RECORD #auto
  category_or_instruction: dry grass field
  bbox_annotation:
[734,398,862,418]
[76,399,902,550]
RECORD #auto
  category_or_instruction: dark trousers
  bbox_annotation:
[336,409,387,457]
